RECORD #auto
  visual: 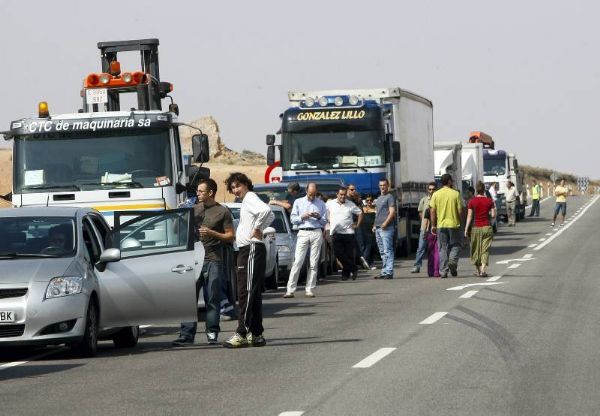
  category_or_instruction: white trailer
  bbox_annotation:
[434,141,463,196]
[461,142,484,192]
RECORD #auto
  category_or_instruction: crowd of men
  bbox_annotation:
[172,172,571,348]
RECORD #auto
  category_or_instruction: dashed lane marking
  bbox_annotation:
[352,348,397,368]
[487,275,502,282]
[523,254,533,259]
[460,290,478,299]
[279,412,304,416]
[528,244,538,248]
[539,238,546,242]
[419,312,448,325]
[0,348,63,371]
[447,282,505,291]
[508,263,521,269]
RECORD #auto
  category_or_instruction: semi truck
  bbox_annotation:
[2,39,209,225]
[461,142,484,193]
[434,141,463,197]
[469,131,527,221]
[266,87,434,255]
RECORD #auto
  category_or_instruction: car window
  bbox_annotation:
[0,216,76,257]
[89,214,111,249]
[114,209,192,259]
[272,211,288,233]
[82,219,101,264]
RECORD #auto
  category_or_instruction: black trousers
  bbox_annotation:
[235,243,266,336]
[333,234,358,277]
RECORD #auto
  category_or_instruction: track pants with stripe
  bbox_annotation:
[235,243,266,337]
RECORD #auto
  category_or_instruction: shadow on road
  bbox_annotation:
[0,363,83,382]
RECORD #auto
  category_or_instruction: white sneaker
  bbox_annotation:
[206,332,218,345]
[305,291,315,298]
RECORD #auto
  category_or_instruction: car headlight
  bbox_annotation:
[277,245,291,253]
[45,276,83,299]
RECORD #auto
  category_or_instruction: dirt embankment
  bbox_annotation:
[0,149,11,207]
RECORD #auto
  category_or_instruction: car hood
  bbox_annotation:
[0,257,76,284]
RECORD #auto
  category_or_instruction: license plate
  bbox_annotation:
[0,311,16,323]
[86,88,108,104]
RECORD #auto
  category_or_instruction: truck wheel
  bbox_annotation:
[71,299,99,357]
[112,326,139,348]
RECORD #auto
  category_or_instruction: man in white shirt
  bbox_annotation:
[505,181,517,226]
[327,186,363,280]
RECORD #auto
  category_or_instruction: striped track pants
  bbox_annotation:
[235,243,266,337]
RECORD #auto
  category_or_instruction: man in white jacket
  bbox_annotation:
[223,172,274,348]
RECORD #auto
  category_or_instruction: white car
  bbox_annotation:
[224,203,278,288]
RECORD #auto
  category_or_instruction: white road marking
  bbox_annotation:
[139,325,152,329]
[508,263,521,269]
[536,196,600,251]
[487,275,502,282]
[447,282,505,291]
[0,348,63,371]
[528,243,538,248]
[279,412,304,416]
[460,290,478,299]
[419,312,448,325]
[496,258,533,264]
[352,348,397,368]
[523,254,533,259]
[545,233,552,236]
[539,238,546,241]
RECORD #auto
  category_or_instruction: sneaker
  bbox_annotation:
[341,275,349,281]
[220,314,235,321]
[370,266,377,270]
[172,337,194,346]
[448,263,458,277]
[441,273,448,278]
[551,223,555,227]
[247,333,267,347]
[411,266,420,273]
[223,333,249,348]
[283,293,294,298]
[351,272,357,280]
[206,332,218,345]
[305,291,315,297]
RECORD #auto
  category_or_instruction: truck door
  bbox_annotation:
[96,208,199,327]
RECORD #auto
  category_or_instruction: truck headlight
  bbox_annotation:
[45,276,83,299]
[277,246,291,253]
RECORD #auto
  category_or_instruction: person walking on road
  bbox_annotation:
[529,179,542,217]
[421,195,440,277]
[327,186,364,280]
[173,179,235,346]
[347,184,371,270]
[284,183,327,298]
[505,181,517,226]
[412,182,436,273]
[223,172,274,348]
[373,179,396,279]
[552,179,568,227]
[465,181,496,277]
[430,174,463,278]
[269,182,303,215]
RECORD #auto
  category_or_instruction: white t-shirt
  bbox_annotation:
[326,199,362,235]
[505,187,517,203]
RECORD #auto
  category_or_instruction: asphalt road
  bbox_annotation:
[2,195,599,416]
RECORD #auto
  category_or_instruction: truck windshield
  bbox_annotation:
[282,130,385,171]
[483,158,506,176]
[13,128,172,193]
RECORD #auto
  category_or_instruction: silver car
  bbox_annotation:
[0,206,202,356]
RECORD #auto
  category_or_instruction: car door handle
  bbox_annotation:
[171,265,193,274]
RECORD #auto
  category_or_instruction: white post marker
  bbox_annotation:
[419,312,448,325]
[352,348,397,368]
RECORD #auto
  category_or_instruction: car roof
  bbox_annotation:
[0,206,96,218]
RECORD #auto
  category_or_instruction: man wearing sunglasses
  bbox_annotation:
[412,182,437,273]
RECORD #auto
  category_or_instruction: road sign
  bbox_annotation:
[264,161,283,183]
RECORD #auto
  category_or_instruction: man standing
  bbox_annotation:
[529,179,541,217]
[347,184,370,269]
[430,174,463,278]
[223,172,274,348]
[173,179,234,346]
[327,186,363,280]
[552,179,568,227]
[373,179,396,279]
[412,182,436,273]
[269,182,302,215]
[284,183,327,298]
[505,181,517,226]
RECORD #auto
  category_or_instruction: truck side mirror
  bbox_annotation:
[266,134,276,146]
[392,141,400,162]
[267,145,275,166]
[192,134,210,163]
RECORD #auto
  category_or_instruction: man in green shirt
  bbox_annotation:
[430,174,463,278]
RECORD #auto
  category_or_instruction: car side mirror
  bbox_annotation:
[266,134,276,146]
[175,182,187,195]
[267,145,275,166]
[95,248,121,272]
[392,140,400,162]
[192,134,210,163]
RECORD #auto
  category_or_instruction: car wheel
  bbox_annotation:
[112,326,139,348]
[265,258,279,290]
[71,299,99,357]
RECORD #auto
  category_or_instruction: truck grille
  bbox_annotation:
[0,324,25,338]
[0,288,28,299]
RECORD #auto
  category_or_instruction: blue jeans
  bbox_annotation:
[180,261,223,341]
[437,228,462,275]
[375,227,395,276]
[413,230,427,268]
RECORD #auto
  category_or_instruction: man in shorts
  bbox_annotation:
[552,179,568,227]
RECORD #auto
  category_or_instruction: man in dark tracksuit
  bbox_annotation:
[223,172,274,348]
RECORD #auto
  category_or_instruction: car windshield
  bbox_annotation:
[484,158,507,176]
[282,130,385,171]
[0,216,76,258]
[13,128,172,193]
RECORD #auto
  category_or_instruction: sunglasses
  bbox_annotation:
[428,188,435,191]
